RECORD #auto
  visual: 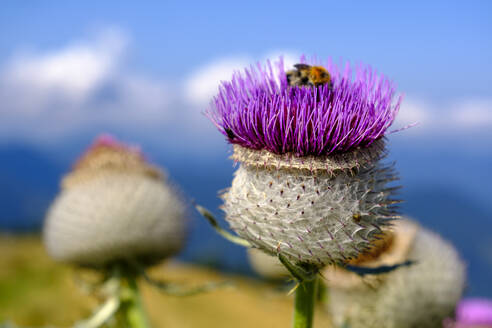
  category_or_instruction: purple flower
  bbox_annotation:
[456,298,492,326]
[207,56,402,156]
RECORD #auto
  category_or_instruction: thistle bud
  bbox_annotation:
[43,135,187,267]
[208,57,402,266]
[324,219,466,328]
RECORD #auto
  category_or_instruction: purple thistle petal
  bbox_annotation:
[206,56,402,156]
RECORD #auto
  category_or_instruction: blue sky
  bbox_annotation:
[1,1,490,95]
[0,0,490,151]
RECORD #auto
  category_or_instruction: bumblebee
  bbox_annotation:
[225,127,235,140]
[286,63,333,88]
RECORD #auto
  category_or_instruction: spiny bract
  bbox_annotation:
[222,140,399,266]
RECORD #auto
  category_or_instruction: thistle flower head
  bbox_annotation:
[43,134,187,267]
[324,219,466,328]
[208,56,402,156]
[214,56,402,266]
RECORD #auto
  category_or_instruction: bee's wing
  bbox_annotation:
[293,63,311,70]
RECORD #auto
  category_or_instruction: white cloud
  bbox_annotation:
[0,28,176,143]
[2,31,489,148]
[183,57,251,106]
[394,98,432,129]
[3,30,125,109]
[183,51,300,107]
[449,99,492,128]
[262,50,300,71]
[389,96,492,138]
[102,75,174,123]
[0,43,304,146]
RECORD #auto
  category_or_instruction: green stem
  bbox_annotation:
[292,276,318,328]
[121,275,151,328]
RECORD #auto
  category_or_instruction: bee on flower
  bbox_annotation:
[286,63,333,88]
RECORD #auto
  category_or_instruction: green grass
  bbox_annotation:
[0,235,333,328]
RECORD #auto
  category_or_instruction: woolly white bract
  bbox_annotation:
[324,220,466,328]
[222,140,399,266]
[43,136,187,267]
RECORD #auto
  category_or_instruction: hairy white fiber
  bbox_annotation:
[325,223,466,328]
[222,143,398,266]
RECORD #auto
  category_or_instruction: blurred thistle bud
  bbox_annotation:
[207,56,402,266]
[324,219,466,328]
[43,134,187,267]
[247,248,289,280]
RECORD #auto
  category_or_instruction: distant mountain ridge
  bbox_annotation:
[0,144,63,231]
